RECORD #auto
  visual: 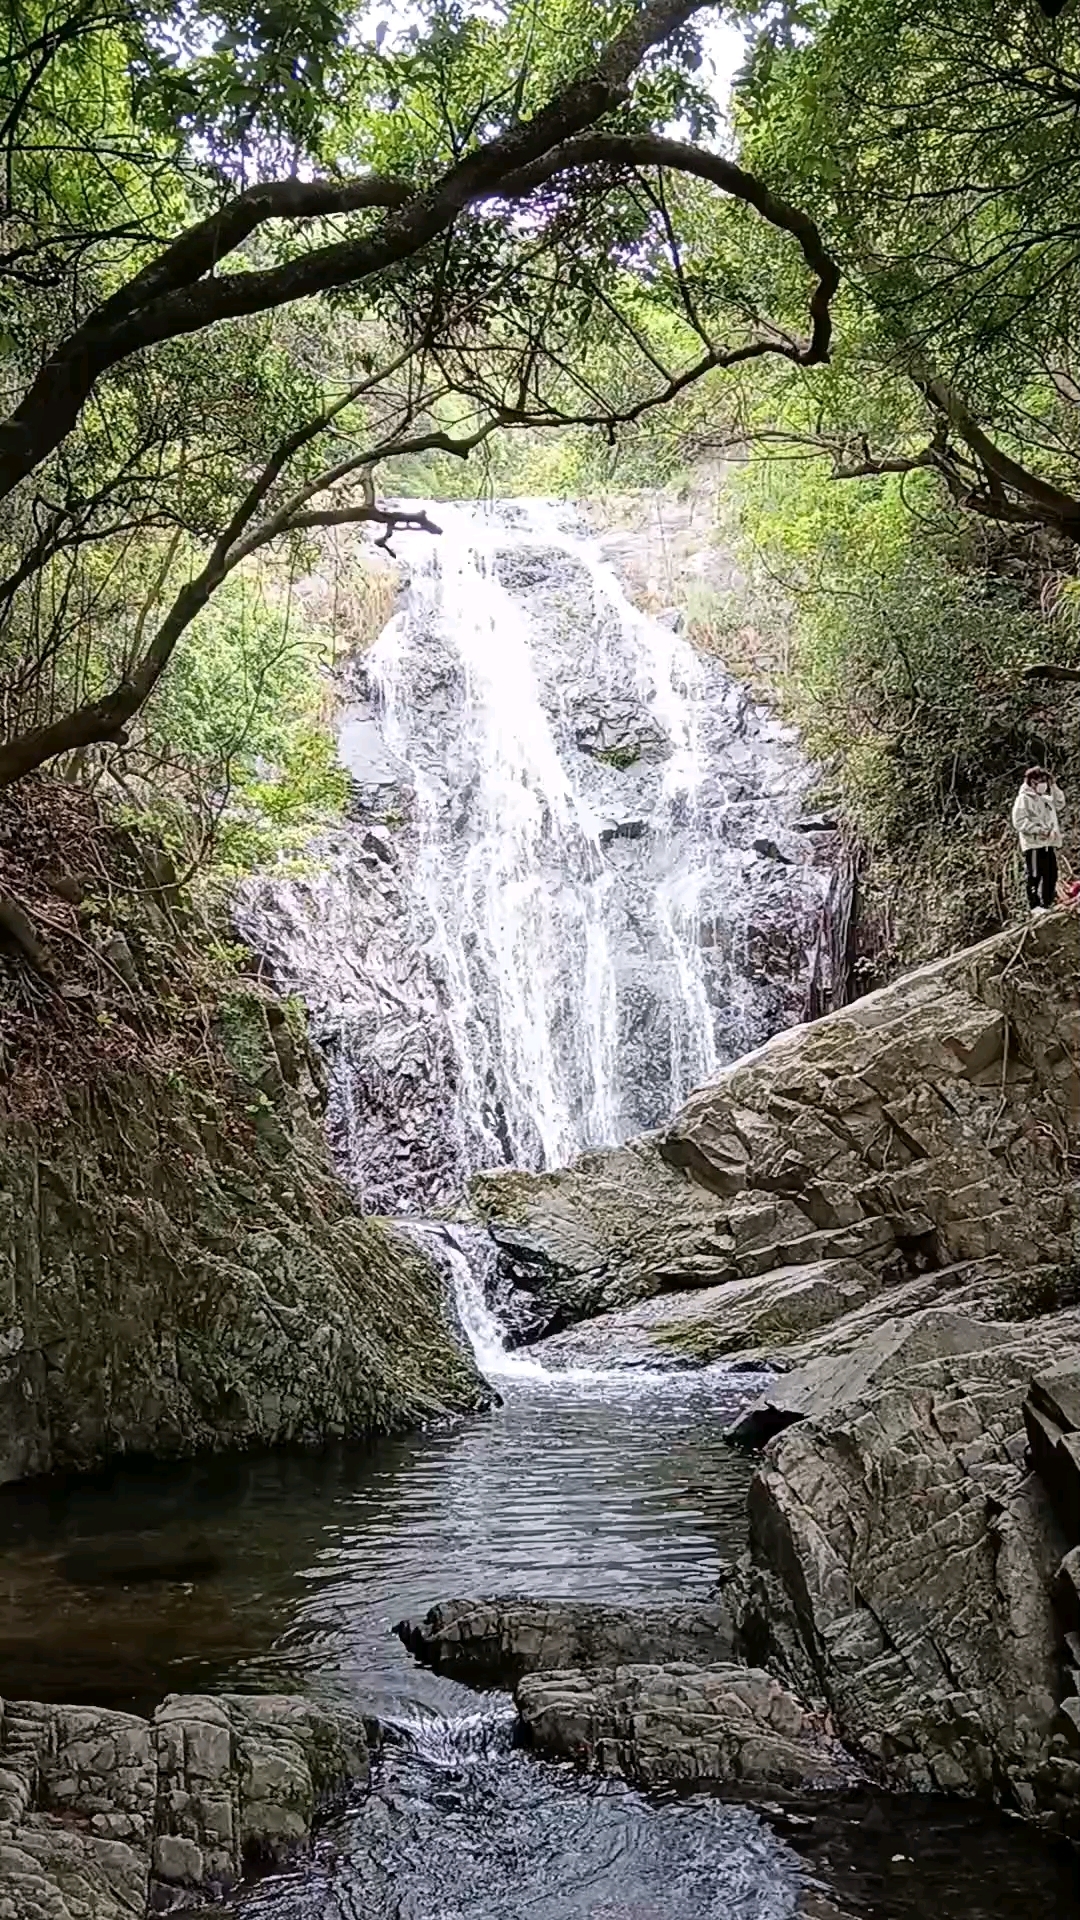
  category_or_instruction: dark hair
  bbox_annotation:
[1025,765,1049,782]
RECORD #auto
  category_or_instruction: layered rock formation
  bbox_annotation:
[473,912,1078,1347]
[0,987,487,1484]
[0,1691,368,1916]
[516,1664,855,1791]
[398,1598,855,1793]
[1024,1363,1080,1720]
[396,1597,737,1687]
[733,1311,1080,1829]
[470,910,1079,1832]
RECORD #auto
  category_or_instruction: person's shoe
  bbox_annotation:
[1031,905,1048,916]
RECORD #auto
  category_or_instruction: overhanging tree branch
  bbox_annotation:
[495,133,840,364]
[0,0,840,507]
[912,363,1080,539]
[0,395,504,789]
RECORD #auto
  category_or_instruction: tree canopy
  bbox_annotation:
[1,0,845,789]
[727,0,1080,541]
[2,0,1079,816]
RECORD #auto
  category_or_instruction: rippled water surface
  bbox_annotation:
[0,1372,753,1717]
[3,1367,1078,1920]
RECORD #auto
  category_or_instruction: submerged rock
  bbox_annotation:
[0,1691,369,1916]
[396,1596,736,1687]
[516,1663,857,1791]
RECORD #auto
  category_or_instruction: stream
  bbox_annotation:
[0,1278,1077,1919]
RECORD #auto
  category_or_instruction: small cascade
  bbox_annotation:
[236,497,836,1212]
[402,1221,550,1383]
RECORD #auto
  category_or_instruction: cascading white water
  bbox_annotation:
[370,508,624,1172]
[236,497,835,1212]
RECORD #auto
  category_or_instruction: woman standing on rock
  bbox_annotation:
[1012,766,1065,912]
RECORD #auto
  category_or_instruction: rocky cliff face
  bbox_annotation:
[0,988,487,1485]
[237,499,841,1215]
[733,1312,1080,1831]
[0,779,487,1485]
[473,911,1078,1345]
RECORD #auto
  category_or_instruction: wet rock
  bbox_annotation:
[474,914,1079,1339]
[0,1692,369,1915]
[533,1256,892,1373]
[516,1663,857,1790]
[238,500,840,1210]
[734,1309,1080,1833]
[752,836,793,864]
[573,701,669,765]
[0,1031,487,1483]
[396,1597,736,1687]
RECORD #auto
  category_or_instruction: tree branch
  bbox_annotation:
[495,132,840,363]
[0,1,795,504]
[1022,663,1080,683]
[913,363,1080,538]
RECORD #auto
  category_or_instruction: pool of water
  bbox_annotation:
[2,1365,1077,1920]
[0,1371,753,1718]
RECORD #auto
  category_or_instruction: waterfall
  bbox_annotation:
[403,1222,550,1383]
[237,498,834,1213]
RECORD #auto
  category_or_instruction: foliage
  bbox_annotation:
[724,0,1080,544]
[733,449,1080,963]
[0,0,848,795]
[124,561,350,876]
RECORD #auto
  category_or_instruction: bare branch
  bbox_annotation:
[1022,663,1080,683]
[495,132,840,363]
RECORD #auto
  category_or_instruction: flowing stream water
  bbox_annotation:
[0,1289,1076,1919]
[1,500,1076,1916]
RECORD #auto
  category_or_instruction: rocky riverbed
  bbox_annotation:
[2,911,1077,1917]
[0,1691,369,1914]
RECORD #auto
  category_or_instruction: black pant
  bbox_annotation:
[1024,846,1058,909]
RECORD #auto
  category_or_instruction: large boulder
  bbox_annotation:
[516,1662,857,1791]
[728,1306,1015,1446]
[396,1597,736,1688]
[0,1691,369,1916]
[734,1310,1080,1833]
[533,1256,943,1373]
[0,1028,487,1485]
[472,913,1079,1341]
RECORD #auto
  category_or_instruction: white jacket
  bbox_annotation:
[1012,779,1064,852]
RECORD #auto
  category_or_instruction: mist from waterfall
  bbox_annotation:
[237,498,834,1212]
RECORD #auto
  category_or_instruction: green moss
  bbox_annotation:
[282,993,309,1047]
[651,1319,726,1364]
[595,745,640,771]
[216,991,281,1092]
[996,1261,1080,1323]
